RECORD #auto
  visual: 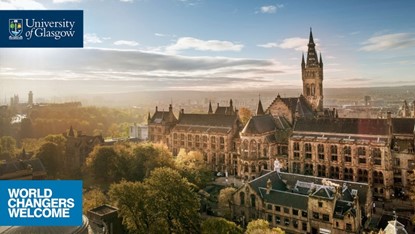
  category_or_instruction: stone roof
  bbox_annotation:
[294,118,390,136]
[215,106,235,115]
[392,118,415,135]
[333,200,356,219]
[0,158,45,177]
[266,95,315,119]
[149,109,177,124]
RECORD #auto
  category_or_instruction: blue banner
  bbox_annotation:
[0,10,83,48]
[0,180,83,226]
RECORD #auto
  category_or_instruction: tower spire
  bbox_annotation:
[306,27,318,66]
[208,100,213,114]
[256,95,264,116]
[301,52,305,68]
[319,52,323,68]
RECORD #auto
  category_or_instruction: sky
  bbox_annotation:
[1,0,415,99]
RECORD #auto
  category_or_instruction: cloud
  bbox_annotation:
[258,37,311,51]
[84,33,103,44]
[53,0,81,3]
[360,33,415,51]
[114,40,139,46]
[258,4,283,14]
[119,0,133,2]
[0,0,45,9]
[0,48,296,93]
[166,37,243,53]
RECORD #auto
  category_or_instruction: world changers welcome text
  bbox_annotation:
[25,18,76,40]
[7,188,75,218]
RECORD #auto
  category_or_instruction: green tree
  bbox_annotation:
[0,136,16,160]
[109,180,150,233]
[83,188,107,214]
[246,219,285,234]
[109,168,201,233]
[36,142,60,178]
[145,167,201,233]
[201,217,242,234]
[218,187,237,219]
[85,146,119,184]
[175,150,212,189]
[238,107,252,126]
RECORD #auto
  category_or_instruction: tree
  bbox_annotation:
[218,187,237,219]
[201,217,242,234]
[83,188,107,214]
[175,150,212,189]
[238,107,252,126]
[407,169,415,224]
[85,146,119,185]
[109,167,201,233]
[36,142,60,178]
[0,136,16,160]
[43,134,67,152]
[246,219,285,234]
[109,180,150,233]
[145,167,201,233]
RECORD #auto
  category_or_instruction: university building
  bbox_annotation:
[148,29,415,201]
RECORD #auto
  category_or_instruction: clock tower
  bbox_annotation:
[302,28,323,112]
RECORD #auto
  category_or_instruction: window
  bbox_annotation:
[318,201,323,207]
[195,135,200,147]
[346,223,352,231]
[359,156,366,164]
[294,142,300,151]
[219,137,225,150]
[331,145,338,161]
[330,166,340,179]
[250,140,258,158]
[344,146,352,163]
[302,222,307,231]
[293,162,301,174]
[317,165,326,177]
[358,147,366,156]
[313,212,319,219]
[305,143,312,159]
[250,194,256,208]
[240,192,245,205]
[267,214,273,223]
[275,206,281,212]
[302,211,308,218]
[318,144,324,160]
[344,168,353,181]
[323,214,330,222]
[284,218,290,226]
[267,204,272,210]
[373,171,384,184]
[293,220,298,228]
[358,169,368,182]
[305,163,313,175]
[294,152,300,160]
[242,140,249,158]
[373,148,382,165]
[293,209,299,216]
[284,207,289,214]
[211,136,216,149]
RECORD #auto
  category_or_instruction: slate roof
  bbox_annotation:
[172,113,238,134]
[242,115,281,135]
[0,158,46,179]
[392,118,415,135]
[294,118,390,136]
[333,200,356,219]
[260,188,309,210]
[149,110,177,124]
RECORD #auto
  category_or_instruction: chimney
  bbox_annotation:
[181,108,184,114]
[155,106,158,112]
[169,104,173,112]
[266,178,272,194]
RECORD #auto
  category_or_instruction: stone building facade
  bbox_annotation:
[232,170,370,234]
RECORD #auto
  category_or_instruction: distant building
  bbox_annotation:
[64,126,104,173]
[397,100,415,118]
[129,123,148,140]
[232,170,371,234]
[28,91,33,106]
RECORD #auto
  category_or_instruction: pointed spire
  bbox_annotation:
[147,112,151,120]
[68,126,74,137]
[302,52,305,65]
[256,95,264,116]
[169,104,173,112]
[208,100,213,114]
[229,99,233,108]
[319,52,323,68]
[309,27,314,45]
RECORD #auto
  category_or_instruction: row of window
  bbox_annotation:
[266,204,308,218]
[293,143,382,165]
[267,214,308,231]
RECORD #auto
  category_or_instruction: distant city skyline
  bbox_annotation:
[1,0,415,98]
